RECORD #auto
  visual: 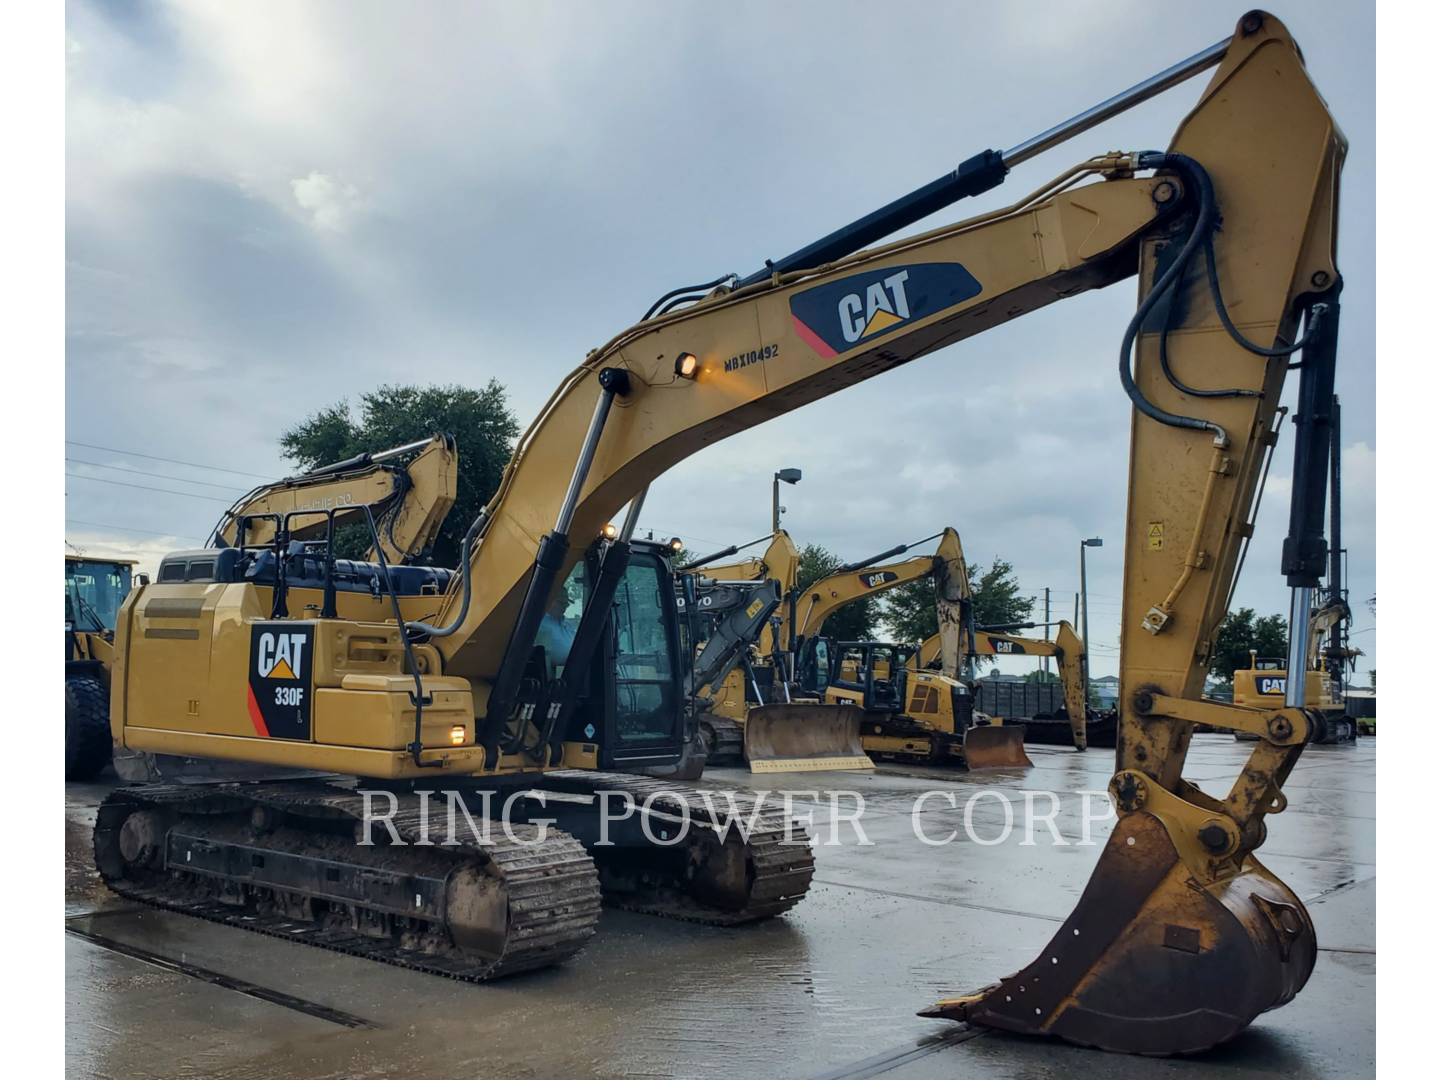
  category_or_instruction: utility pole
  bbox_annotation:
[1079,538,1102,707]
[1042,587,1051,678]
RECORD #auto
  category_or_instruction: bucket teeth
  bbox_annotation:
[925,812,1317,1055]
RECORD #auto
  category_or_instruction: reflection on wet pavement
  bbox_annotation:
[64,735,1375,1079]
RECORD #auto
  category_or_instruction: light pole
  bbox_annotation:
[772,468,802,532]
[1080,537,1102,708]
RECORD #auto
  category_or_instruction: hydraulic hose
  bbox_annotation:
[1117,152,1229,444]
[403,510,488,639]
[642,273,737,321]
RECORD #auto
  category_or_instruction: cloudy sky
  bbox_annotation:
[65,0,1376,680]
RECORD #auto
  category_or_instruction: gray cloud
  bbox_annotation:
[66,0,1376,678]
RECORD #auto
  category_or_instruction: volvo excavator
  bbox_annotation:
[99,11,1345,1055]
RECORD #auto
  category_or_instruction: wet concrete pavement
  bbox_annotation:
[65,735,1375,1078]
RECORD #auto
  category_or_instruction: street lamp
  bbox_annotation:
[1079,536,1103,710]
[772,468,802,532]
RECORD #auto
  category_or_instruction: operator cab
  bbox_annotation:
[65,556,135,634]
[555,539,690,769]
[826,641,909,713]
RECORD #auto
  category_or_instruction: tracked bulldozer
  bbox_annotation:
[679,554,873,772]
[99,10,1346,1054]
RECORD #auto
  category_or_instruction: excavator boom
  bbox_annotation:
[212,434,458,565]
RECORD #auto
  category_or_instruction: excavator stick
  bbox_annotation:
[959,722,1032,770]
[744,704,874,773]
[921,813,1314,1054]
[922,10,1342,1053]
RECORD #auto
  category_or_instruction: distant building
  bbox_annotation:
[1090,675,1120,708]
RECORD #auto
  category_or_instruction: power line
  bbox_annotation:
[65,440,273,480]
[66,472,234,503]
[66,457,240,491]
[66,518,204,541]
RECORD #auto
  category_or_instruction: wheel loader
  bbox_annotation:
[100,10,1347,1054]
[65,554,138,780]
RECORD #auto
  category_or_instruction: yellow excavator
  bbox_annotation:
[110,435,460,783]
[209,433,458,564]
[98,12,1345,1054]
[912,620,1104,749]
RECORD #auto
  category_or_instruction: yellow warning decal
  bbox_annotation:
[746,599,765,619]
[1147,522,1164,551]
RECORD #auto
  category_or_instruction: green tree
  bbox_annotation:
[1207,607,1290,681]
[280,382,520,565]
[1368,668,1375,691]
[882,557,1033,654]
[1023,669,1058,684]
[794,543,880,642]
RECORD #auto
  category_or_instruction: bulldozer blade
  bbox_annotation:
[961,723,1033,770]
[920,811,1315,1055]
[744,704,875,773]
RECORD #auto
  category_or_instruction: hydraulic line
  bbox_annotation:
[403,510,489,639]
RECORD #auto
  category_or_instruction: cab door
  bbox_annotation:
[599,551,686,767]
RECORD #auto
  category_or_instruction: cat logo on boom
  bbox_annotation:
[247,624,314,740]
[788,261,982,358]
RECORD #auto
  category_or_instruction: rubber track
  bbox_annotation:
[94,782,601,982]
[541,770,815,924]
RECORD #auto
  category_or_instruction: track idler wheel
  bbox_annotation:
[922,812,1316,1055]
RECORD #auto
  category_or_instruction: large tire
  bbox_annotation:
[65,676,112,781]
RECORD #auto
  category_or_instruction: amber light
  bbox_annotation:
[674,352,699,379]
[450,725,467,746]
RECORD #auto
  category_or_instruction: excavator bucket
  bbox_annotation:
[960,722,1032,770]
[744,704,875,773]
[921,812,1316,1055]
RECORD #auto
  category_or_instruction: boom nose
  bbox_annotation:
[921,811,1316,1055]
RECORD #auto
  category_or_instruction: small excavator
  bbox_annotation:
[99,12,1346,1054]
